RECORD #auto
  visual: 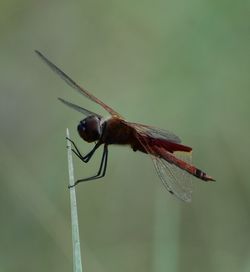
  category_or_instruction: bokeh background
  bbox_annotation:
[1,1,250,271]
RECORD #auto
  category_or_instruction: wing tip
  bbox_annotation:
[58,97,68,106]
[169,190,192,203]
[35,49,43,58]
[58,97,64,102]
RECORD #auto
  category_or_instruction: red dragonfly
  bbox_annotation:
[36,50,215,202]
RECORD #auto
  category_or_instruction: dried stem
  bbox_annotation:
[66,128,83,272]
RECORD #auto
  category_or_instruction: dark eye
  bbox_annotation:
[77,123,85,132]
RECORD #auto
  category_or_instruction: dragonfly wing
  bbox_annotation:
[127,121,192,153]
[35,50,122,118]
[152,150,193,202]
[58,98,102,118]
[131,123,193,202]
[128,121,181,143]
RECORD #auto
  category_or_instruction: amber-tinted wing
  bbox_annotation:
[130,122,193,202]
[35,50,122,118]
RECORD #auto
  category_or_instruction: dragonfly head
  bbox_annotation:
[77,116,102,143]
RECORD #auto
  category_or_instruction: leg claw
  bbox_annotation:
[68,184,76,189]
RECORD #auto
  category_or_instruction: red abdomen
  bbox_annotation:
[149,138,192,153]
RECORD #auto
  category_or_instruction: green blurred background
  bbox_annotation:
[1,0,250,271]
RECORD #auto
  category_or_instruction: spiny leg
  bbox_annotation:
[66,137,101,163]
[75,145,108,184]
[69,145,108,188]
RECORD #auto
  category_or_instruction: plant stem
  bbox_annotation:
[66,128,83,272]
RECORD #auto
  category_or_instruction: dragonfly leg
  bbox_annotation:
[68,145,108,188]
[66,137,101,163]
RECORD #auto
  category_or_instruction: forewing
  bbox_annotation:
[35,50,122,118]
[58,98,102,118]
[131,123,193,202]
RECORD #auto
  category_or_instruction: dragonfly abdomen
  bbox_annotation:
[193,168,215,181]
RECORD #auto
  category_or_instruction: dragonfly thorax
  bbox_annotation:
[77,116,102,143]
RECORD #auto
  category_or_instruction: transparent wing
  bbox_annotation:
[58,97,102,118]
[35,50,122,118]
[132,124,193,202]
[152,149,193,202]
[128,121,181,143]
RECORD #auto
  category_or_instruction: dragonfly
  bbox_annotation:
[36,50,215,202]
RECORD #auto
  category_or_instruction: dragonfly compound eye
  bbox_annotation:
[78,116,101,143]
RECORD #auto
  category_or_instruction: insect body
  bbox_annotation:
[36,50,215,202]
